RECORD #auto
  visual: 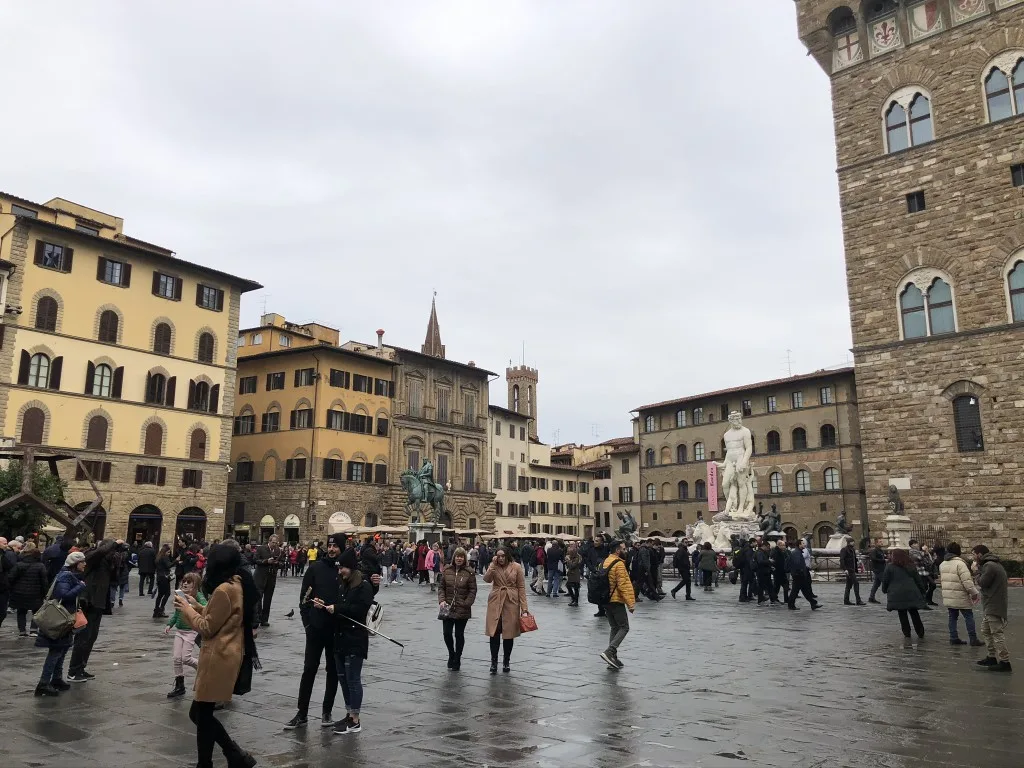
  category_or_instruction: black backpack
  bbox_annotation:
[587,561,613,605]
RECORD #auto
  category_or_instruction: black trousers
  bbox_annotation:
[566,583,580,603]
[672,577,691,599]
[155,575,171,613]
[138,573,155,595]
[787,573,816,608]
[897,608,925,638]
[296,629,338,717]
[259,576,277,624]
[844,572,861,603]
[442,618,468,659]
[739,569,752,601]
[773,573,789,603]
[869,572,884,600]
[68,604,104,674]
[757,572,775,602]
[189,699,238,766]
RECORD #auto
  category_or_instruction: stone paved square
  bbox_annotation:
[3,574,1023,768]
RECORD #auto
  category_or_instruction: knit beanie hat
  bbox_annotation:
[338,548,359,571]
[65,551,86,568]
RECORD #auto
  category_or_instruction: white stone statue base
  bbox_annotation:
[823,533,851,553]
[884,514,913,550]
[692,520,762,552]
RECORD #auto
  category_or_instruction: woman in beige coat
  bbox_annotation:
[175,544,256,768]
[938,541,983,646]
[483,546,528,674]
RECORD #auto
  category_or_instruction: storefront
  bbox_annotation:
[259,515,276,543]
[232,524,251,545]
[127,505,162,547]
[283,514,301,545]
[175,507,208,542]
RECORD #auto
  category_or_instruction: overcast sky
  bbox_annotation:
[0,1,848,445]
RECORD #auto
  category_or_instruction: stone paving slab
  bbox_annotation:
[2,575,1023,767]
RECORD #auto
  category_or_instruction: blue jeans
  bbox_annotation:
[334,652,364,716]
[40,646,70,684]
[948,607,977,640]
[547,570,562,597]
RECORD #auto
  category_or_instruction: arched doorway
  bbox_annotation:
[176,507,207,542]
[74,501,107,541]
[647,530,664,537]
[816,524,835,549]
[259,515,276,543]
[127,505,162,548]
[671,530,686,538]
[783,526,799,544]
[283,514,300,545]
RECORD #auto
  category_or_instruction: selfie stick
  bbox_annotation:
[342,615,406,652]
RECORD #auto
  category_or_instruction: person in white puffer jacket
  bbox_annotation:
[938,541,983,647]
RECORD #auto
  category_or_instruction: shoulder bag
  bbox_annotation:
[437,573,456,620]
[34,577,77,640]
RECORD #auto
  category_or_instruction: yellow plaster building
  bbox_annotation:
[0,192,260,544]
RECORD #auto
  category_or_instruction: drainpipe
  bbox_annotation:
[307,353,321,536]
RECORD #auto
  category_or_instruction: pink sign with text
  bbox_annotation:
[707,462,719,513]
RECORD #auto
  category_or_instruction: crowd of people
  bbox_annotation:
[0,525,1015,766]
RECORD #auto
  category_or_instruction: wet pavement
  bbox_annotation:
[3,574,1023,768]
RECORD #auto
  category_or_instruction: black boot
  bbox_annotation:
[34,683,59,697]
[447,652,454,670]
[167,675,186,698]
[489,660,498,675]
[225,742,257,768]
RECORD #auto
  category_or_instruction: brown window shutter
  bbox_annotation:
[209,384,219,414]
[34,241,45,265]
[364,462,373,482]
[76,464,85,481]
[135,465,143,484]
[173,277,182,300]
[49,357,63,390]
[322,458,330,478]
[63,248,74,272]
[261,413,268,432]
[96,257,106,281]
[294,370,300,387]
[85,361,95,394]
[296,458,306,479]
[152,271,161,295]
[157,467,166,486]
[112,366,123,399]
[187,379,196,409]
[165,376,176,407]
[266,373,272,390]
[216,290,224,311]
[121,263,131,287]
[196,284,204,306]
[17,350,29,385]
[101,462,111,482]
[285,459,293,479]
[290,410,297,429]
[144,372,152,401]
[195,471,202,489]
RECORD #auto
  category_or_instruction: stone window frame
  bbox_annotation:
[151,317,176,356]
[187,423,210,461]
[92,304,125,345]
[16,399,52,445]
[895,267,959,340]
[795,468,812,494]
[880,85,935,154]
[940,380,987,454]
[139,415,168,457]
[30,288,64,332]
[979,50,1024,124]
[791,425,809,451]
[1002,250,1024,323]
[81,408,113,451]
[194,326,218,364]
[645,483,656,502]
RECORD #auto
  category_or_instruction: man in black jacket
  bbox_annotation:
[137,541,157,596]
[67,539,117,682]
[286,535,344,730]
[583,535,610,616]
[735,540,755,603]
[254,535,282,626]
[866,537,887,603]
[770,539,790,604]
[755,541,776,605]
[670,544,695,600]
[841,538,865,605]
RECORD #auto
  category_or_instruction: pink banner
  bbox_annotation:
[706,462,719,513]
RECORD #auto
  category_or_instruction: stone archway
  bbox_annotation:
[74,500,106,540]
[128,505,162,547]
[176,507,207,542]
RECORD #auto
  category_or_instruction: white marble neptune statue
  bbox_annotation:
[713,411,756,522]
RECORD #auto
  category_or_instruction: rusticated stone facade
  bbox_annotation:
[795,1,1024,555]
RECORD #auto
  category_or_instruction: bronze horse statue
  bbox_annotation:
[400,470,448,525]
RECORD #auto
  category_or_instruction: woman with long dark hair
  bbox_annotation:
[483,546,528,674]
[881,548,927,646]
[174,543,259,768]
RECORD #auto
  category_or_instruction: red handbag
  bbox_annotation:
[519,612,538,633]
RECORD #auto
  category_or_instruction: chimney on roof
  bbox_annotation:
[376,328,385,353]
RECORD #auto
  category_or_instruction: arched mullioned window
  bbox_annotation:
[1008,259,1024,322]
[900,275,956,339]
[884,89,933,153]
[984,55,1024,123]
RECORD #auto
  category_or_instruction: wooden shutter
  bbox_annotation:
[34,241,45,265]
[388,380,395,398]
[96,257,107,281]
[62,248,74,272]
[152,271,161,295]
[196,284,204,306]
[266,373,273,390]
[144,423,163,456]
[112,367,123,399]
[135,466,143,484]
[173,277,182,301]
[187,379,196,409]
[101,462,112,482]
[296,458,306,479]
[215,289,224,311]
[121,263,131,287]
[209,384,219,414]
[49,357,63,390]
[261,413,269,432]
[289,410,297,429]
[20,407,44,445]
[346,461,355,481]
[17,350,30,385]
[285,459,294,479]
[144,371,152,402]
[157,467,166,486]
[364,462,373,483]
[366,416,373,434]
[86,416,107,450]
[165,376,176,406]
[85,361,95,395]
[374,464,387,484]
[294,369,300,387]
[194,471,202,489]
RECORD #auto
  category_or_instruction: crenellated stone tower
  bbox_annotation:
[506,365,539,440]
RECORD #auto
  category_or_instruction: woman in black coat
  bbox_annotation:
[10,543,48,636]
[154,544,173,618]
[881,548,927,643]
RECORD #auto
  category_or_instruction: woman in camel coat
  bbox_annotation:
[175,544,256,768]
[483,546,528,674]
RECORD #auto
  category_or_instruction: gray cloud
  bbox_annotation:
[0,0,848,444]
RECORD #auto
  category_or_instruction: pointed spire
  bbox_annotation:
[421,295,445,358]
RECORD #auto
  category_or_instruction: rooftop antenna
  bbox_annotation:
[552,428,560,444]
[785,349,793,377]
[521,341,525,367]
[260,294,269,316]
[592,423,600,442]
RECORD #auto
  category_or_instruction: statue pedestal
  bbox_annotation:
[693,519,762,552]
[409,520,443,545]
[884,515,913,550]
[823,533,851,553]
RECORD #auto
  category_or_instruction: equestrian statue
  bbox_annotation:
[400,458,448,526]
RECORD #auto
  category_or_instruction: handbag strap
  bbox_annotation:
[44,573,59,601]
